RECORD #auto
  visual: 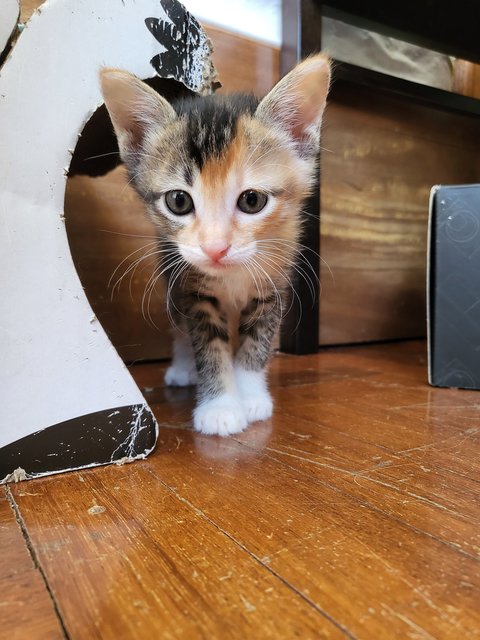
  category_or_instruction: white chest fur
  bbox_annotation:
[214,268,259,311]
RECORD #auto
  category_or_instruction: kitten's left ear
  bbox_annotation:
[99,68,176,161]
[256,53,331,157]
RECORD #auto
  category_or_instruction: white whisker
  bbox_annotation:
[83,150,121,161]
[108,241,158,297]
[256,247,317,304]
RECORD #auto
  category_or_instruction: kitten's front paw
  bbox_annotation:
[242,392,273,423]
[165,364,197,387]
[193,395,247,436]
[235,367,273,423]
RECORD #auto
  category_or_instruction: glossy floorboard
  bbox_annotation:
[2,341,479,639]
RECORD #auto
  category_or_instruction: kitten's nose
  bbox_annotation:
[201,242,231,263]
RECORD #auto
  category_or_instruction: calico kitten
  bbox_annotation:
[100,54,330,436]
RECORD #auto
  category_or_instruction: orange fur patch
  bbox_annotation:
[200,126,246,193]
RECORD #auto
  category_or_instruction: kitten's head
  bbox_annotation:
[100,55,330,278]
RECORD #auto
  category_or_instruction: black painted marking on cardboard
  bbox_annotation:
[0,404,157,482]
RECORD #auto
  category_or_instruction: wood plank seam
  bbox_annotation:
[5,486,70,640]
[231,442,480,563]
[143,466,357,639]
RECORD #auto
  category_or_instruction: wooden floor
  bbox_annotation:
[2,341,479,639]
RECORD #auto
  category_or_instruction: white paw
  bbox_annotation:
[235,367,273,423]
[243,392,273,423]
[165,364,197,387]
[193,394,247,436]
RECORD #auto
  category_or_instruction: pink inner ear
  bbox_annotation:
[292,72,329,138]
[278,92,324,145]
[290,120,306,142]
[291,100,313,141]
[123,114,149,151]
[256,55,330,148]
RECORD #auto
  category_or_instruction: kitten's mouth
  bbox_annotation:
[210,259,232,268]
[195,257,242,275]
[203,260,234,272]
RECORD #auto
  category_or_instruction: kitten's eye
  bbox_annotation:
[165,190,194,215]
[237,190,268,214]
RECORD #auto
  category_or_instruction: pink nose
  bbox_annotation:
[201,243,231,263]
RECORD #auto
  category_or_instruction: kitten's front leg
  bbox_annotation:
[235,296,281,423]
[186,297,247,436]
[164,328,197,387]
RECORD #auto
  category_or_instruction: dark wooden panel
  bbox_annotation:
[280,0,323,354]
[319,83,480,345]
[334,61,480,117]
[453,59,480,99]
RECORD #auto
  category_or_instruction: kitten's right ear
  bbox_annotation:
[256,54,331,158]
[99,68,176,159]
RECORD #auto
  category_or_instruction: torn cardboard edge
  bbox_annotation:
[3,457,139,485]
[0,0,19,65]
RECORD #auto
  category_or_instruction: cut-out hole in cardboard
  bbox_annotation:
[65,98,178,364]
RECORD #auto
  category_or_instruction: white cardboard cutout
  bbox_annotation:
[0,0,213,480]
